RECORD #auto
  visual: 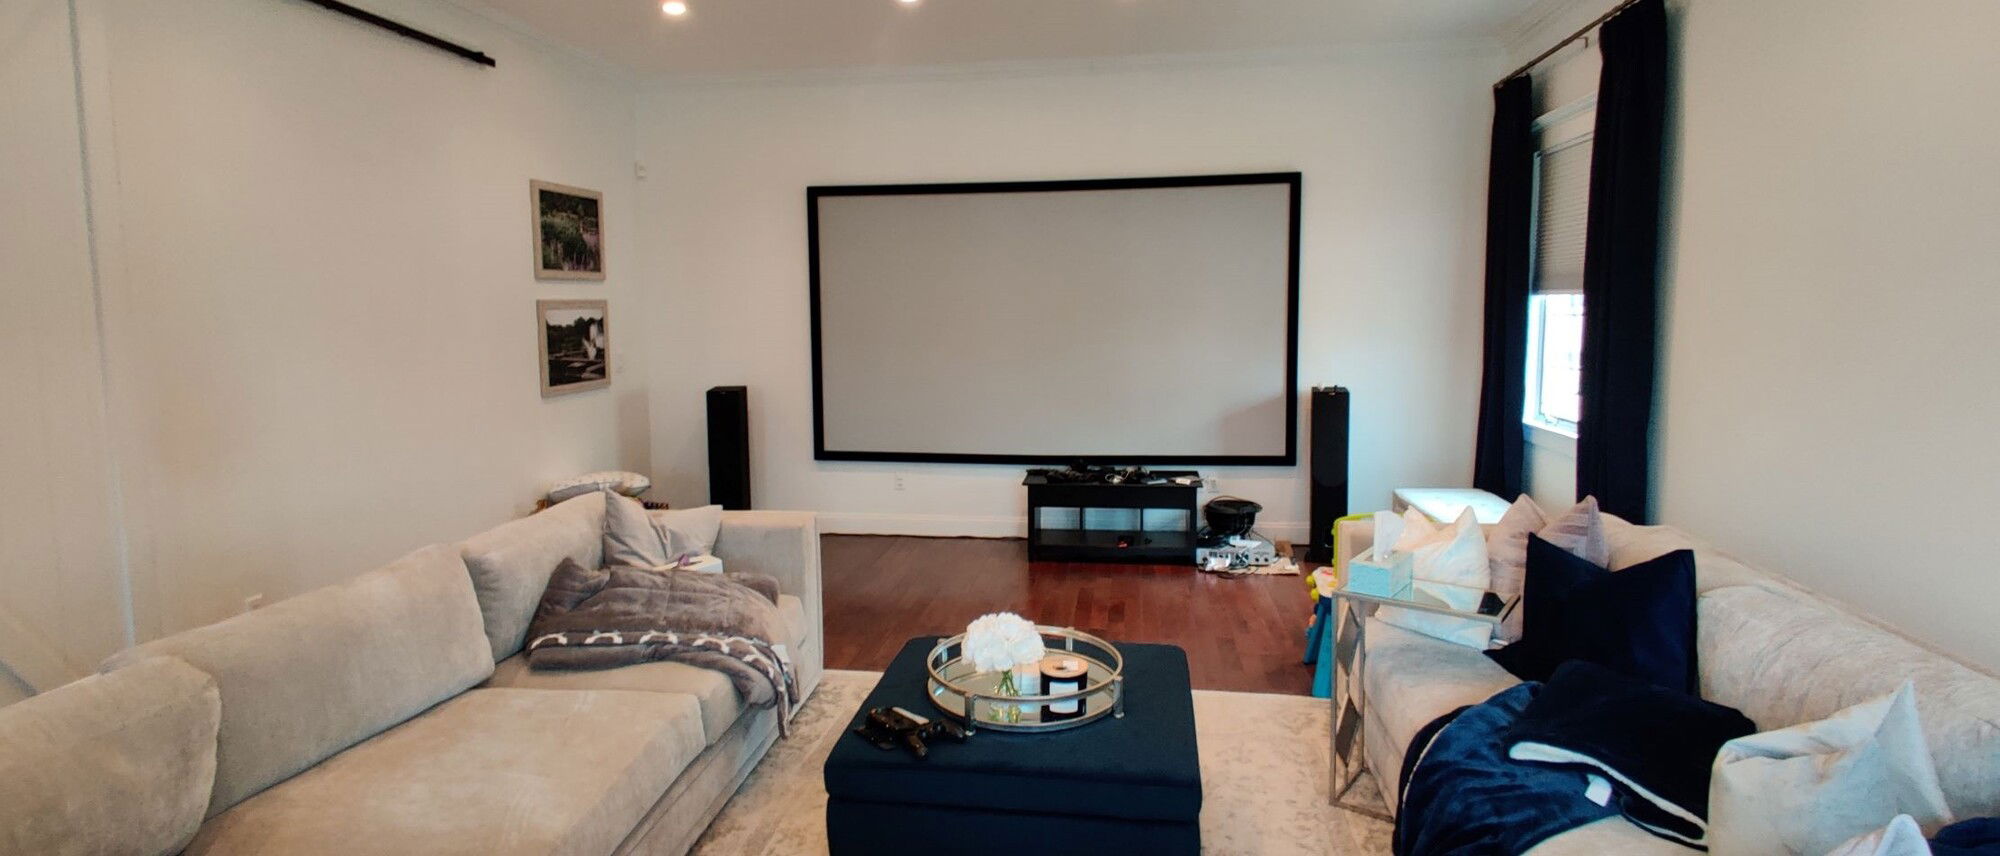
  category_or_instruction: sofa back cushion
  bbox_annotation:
[1698,584,2000,819]
[0,657,220,856]
[101,543,494,816]
[460,491,605,660]
[1601,516,1771,593]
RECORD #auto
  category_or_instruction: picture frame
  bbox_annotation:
[530,180,605,280]
[538,299,609,397]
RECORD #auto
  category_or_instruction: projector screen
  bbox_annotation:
[809,173,1299,465]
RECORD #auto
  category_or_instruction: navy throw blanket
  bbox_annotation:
[1393,683,1617,856]
[1935,818,2000,855]
[1503,661,1754,848]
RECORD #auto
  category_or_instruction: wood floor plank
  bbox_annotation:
[820,534,1315,695]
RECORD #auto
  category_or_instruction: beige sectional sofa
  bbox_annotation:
[1337,513,2000,853]
[0,492,821,856]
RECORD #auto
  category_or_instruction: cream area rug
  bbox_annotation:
[690,670,1393,855]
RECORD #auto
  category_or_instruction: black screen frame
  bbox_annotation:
[807,171,1302,467]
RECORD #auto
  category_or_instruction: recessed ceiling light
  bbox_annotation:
[898,0,920,6]
[661,1,687,17]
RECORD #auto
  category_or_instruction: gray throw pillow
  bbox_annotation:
[602,491,672,568]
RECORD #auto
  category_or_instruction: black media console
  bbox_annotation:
[1023,469,1199,564]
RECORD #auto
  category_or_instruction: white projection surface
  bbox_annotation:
[811,176,1298,463]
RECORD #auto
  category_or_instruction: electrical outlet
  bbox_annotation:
[243,594,265,613]
[892,474,906,492]
[1203,477,1220,492]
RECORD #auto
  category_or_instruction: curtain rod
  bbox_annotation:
[295,0,496,67]
[1494,0,1646,89]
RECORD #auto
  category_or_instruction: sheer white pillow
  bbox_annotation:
[1486,495,1610,643]
[1373,508,1492,649]
[1709,682,1953,856]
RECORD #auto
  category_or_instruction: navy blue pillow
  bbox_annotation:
[1486,534,1698,694]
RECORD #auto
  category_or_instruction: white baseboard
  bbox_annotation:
[815,512,1310,545]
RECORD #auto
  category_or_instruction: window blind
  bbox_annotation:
[1532,134,1594,295]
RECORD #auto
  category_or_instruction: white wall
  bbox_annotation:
[635,51,1501,539]
[95,0,651,637]
[1656,0,2000,670]
[1512,0,2000,671]
[0,0,132,696]
[0,0,653,670]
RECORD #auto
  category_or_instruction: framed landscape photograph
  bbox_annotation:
[531,180,604,280]
[538,299,609,396]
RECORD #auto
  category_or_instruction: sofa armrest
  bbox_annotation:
[707,510,822,644]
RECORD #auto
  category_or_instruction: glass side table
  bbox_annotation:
[1324,581,1502,820]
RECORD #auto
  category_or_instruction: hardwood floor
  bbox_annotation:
[820,534,1318,695]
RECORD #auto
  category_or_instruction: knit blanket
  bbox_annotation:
[525,558,799,734]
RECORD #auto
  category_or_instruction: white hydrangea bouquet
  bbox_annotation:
[963,612,1046,722]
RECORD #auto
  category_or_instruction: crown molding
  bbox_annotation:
[435,0,637,85]
[640,38,1502,93]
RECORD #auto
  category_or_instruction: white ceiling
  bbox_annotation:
[456,0,1539,78]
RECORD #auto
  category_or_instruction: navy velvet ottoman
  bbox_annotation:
[822,637,1202,855]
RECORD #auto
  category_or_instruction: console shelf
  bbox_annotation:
[1023,471,1199,564]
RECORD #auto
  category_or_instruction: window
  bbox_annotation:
[1525,120,1593,440]
[1525,292,1583,434]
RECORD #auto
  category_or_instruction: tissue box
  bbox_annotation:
[1344,549,1413,600]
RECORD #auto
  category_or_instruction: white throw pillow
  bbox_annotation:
[1709,682,1953,856]
[1374,508,1492,649]
[1390,505,1442,553]
[1372,508,1409,559]
[650,504,724,558]
[1824,815,1933,856]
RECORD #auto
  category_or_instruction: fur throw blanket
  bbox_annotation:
[525,558,799,733]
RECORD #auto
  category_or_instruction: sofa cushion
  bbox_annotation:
[1698,585,2000,819]
[183,688,706,856]
[102,543,494,816]
[1360,617,1520,794]
[462,491,607,661]
[485,593,810,744]
[1602,516,1769,593]
[0,657,220,856]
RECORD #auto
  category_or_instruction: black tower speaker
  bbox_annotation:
[706,386,751,510]
[1307,386,1350,564]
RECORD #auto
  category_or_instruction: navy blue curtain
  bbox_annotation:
[1576,0,1669,522]
[1472,77,1536,498]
